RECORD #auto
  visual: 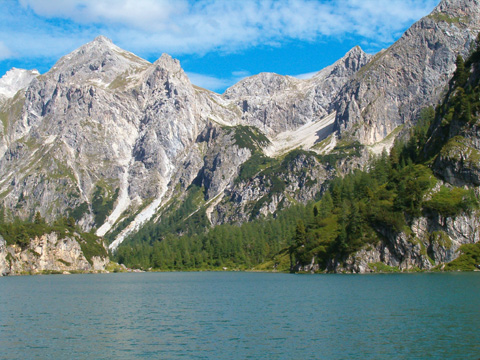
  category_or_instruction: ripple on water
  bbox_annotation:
[0,272,479,359]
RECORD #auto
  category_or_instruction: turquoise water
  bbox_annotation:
[0,272,479,359]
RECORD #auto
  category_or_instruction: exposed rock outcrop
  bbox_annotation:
[0,232,109,276]
[291,211,480,274]
[224,46,371,136]
[332,213,480,273]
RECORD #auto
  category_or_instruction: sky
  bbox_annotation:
[0,0,439,93]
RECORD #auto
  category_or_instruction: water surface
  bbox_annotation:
[0,272,479,359]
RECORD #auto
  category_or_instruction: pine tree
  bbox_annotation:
[455,87,471,123]
[34,211,43,225]
[453,55,468,87]
[294,219,306,247]
[319,191,333,218]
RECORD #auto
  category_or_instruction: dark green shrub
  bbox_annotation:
[424,186,478,217]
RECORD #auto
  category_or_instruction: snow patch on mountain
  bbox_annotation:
[264,112,336,157]
[0,68,39,98]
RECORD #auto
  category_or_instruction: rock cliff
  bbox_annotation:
[0,232,109,276]
[332,0,480,145]
[328,213,480,273]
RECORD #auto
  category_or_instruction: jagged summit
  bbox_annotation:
[152,53,184,73]
[433,0,480,17]
[312,45,371,81]
[92,35,113,44]
[332,0,480,145]
[224,72,298,98]
[46,36,150,86]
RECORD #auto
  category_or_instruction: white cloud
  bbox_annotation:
[19,0,187,31]
[292,71,318,80]
[186,72,231,92]
[16,0,438,56]
[232,70,250,78]
[186,71,251,93]
[1,0,437,91]
[0,41,13,60]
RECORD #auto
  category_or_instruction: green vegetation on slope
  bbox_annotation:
[0,213,107,263]
[425,36,480,160]
[444,243,480,271]
[228,125,270,152]
[92,184,119,227]
[114,204,309,270]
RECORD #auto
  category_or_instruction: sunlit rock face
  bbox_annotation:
[0,233,109,276]
[333,0,480,145]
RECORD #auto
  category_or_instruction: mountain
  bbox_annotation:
[333,0,480,145]
[0,0,479,273]
[327,34,480,273]
[0,33,372,248]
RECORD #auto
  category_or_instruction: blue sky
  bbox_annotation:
[0,0,438,93]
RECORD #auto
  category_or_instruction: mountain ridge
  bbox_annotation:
[332,0,480,145]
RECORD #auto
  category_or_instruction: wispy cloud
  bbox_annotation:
[292,71,318,80]
[186,72,231,92]
[186,71,251,93]
[0,42,12,60]
[8,0,437,59]
[0,0,438,91]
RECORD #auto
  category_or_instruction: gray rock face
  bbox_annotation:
[433,122,480,187]
[211,151,331,225]
[0,232,109,276]
[332,213,480,273]
[196,129,252,201]
[333,0,480,145]
[0,236,7,276]
[223,46,371,136]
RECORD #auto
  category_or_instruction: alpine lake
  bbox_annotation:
[0,272,479,359]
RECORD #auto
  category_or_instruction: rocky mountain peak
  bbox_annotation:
[433,0,480,18]
[141,53,192,95]
[332,0,480,145]
[154,53,182,70]
[223,72,297,99]
[337,45,366,62]
[148,53,190,85]
[92,35,114,45]
[47,36,150,86]
[313,45,371,82]
[341,46,370,71]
